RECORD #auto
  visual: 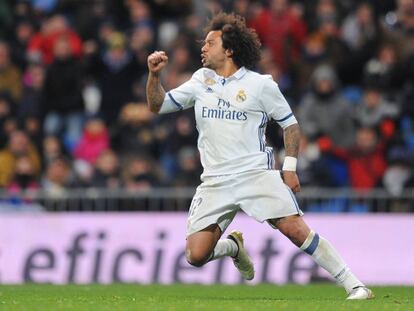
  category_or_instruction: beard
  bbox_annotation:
[201,57,212,68]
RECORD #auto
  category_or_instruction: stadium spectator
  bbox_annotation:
[399,116,414,154]
[0,1,13,39]
[0,41,22,103]
[72,158,94,188]
[318,127,389,190]
[125,0,154,31]
[248,0,307,74]
[308,0,339,33]
[296,32,333,96]
[84,31,143,121]
[110,102,158,158]
[7,154,40,191]
[129,23,155,60]
[161,113,198,181]
[42,135,66,167]
[22,115,42,151]
[256,48,294,104]
[0,95,15,149]
[383,150,414,196]
[298,64,355,148]
[9,20,36,71]
[293,134,332,187]
[0,130,41,187]
[62,0,109,42]
[382,0,414,63]
[312,3,356,85]
[363,43,403,100]
[41,34,84,151]
[396,53,414,163]
[167,44,198,74]
[340,2,381,85]
[173,147,202,187]
[73,115,109,165]
[122,155,160,191]
[27,15,83,65]
[81,19,116,59]
[29,0,58,14]
[232,0,251,17]
[19,62,45,119]
[90,149,121,189]
[354,86,399,128]
[341,2,379,53]
[41,156,73,194]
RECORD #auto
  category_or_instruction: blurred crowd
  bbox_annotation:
[0,0,413,196]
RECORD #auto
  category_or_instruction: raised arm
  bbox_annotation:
[146,51,168,114]
[282,123,301,193]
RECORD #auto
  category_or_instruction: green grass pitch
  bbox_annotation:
[0,284,412,311]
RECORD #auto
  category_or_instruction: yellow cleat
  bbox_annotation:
[227,230,255,280]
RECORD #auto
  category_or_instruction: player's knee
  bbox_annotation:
[185,249,209,267]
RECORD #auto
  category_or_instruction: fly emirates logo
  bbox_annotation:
[201,99,247,121]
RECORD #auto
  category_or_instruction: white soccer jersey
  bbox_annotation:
[160,67,298,180]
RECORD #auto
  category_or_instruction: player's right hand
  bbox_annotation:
[281,171,301,193]
[147,51,168,73]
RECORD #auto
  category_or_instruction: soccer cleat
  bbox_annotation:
[346,286,375,300]
[227,230,255,280]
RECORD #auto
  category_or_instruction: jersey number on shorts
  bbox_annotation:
[189,197,203,216]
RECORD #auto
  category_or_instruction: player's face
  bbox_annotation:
[201,31,226,70]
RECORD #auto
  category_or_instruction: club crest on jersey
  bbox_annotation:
[203,70,216,86]
[204,78,216,85]
[236,90,247,102]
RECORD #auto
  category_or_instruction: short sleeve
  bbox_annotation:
[260,76,298,129]
[159,76,197,114]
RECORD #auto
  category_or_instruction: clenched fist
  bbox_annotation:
[147,51,168,73]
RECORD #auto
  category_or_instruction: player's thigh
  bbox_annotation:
[187,176,239,237]
[237,170,303,222]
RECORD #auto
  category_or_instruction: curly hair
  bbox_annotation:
[205,12,261,69]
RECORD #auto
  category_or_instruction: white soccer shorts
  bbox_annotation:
[186,169,303,236]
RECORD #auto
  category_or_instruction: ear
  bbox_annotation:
[225,49,233,57]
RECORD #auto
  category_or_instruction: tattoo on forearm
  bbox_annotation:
[284,124,300,157]
[146,73,165,113]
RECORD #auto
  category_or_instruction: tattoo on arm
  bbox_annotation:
[283,123,301,157]
[146,72,165,113]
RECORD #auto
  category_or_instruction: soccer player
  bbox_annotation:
[146,12,373,300]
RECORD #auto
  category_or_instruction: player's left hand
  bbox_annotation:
[281,171,301,193]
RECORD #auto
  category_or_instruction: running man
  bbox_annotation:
[146,12,373,300]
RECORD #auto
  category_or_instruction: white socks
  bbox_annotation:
[206,230,363,293]
[300,231,364,293]
[208,239,239,261]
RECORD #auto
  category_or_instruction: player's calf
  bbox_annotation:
[269,215,310,247]
[299,230,374,298]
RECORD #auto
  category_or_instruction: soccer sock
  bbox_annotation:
[208,238,238,262]
[300,230,364,293]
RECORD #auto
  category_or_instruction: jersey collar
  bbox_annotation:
[203,67,247,85]
[216,66,247,83]
[232,66,247,80]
